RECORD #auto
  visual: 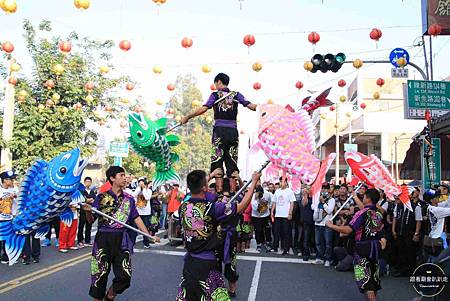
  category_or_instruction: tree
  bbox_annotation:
[168,74,214,179]
[106,151,155,180]
[1,20,128,173]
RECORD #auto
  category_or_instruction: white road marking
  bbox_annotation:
[247,260,262,301]
[133,249,316,264]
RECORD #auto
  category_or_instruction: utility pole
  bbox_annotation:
[1,81,15,170]
[348,114,352,182]
[335,103,339,184]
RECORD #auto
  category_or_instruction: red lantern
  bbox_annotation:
[338,79,346,88]
[167,83,175,91]
[329,106,335,112]
[59,41,72,53]
[1,41,14,53]
[295,81,304,90]
[125,83,134,91]
[360,103,367,109]
[376,78,385,87]
[253,82,261,90]
[8,77,17,85]
[119,40,131,51]
[85,81,94,90]
[210,84,216,91]
[243,34,255,47]
[428,24,442,37]
[181,37,193,49]
[308,32,320,45]
[369,28,382,41]
[44,79,55,89]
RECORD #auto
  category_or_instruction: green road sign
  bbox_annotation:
[421,138,441,189]
[404,80,450,119]
[113,156,123,167]
[408,80,450,110]
[109,142,129,157]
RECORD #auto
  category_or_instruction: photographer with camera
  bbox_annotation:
[251,183,273,253]
[313,183,335,266]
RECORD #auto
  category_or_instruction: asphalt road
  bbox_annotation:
[0,237,423,301]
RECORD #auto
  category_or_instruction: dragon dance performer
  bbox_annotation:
[176,170,260,301]
[180,73,257,193]
[326,189,387,301]
[88,166,160,301]
[215,178,240,297]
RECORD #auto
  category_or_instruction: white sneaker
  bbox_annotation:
[314,259,324,265]
[324,261,331,267]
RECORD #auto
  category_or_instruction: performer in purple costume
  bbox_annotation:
[176,170,261,301]
[87,166,160,301]
[180,73,257,193]
[326,189,387,301]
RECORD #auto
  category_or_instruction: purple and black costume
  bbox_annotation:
[176,193,237,301]
[203,88,251,178]
[89,190,139,300]
[349,204,385,294]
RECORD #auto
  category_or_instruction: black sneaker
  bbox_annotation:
[282,250,288,255]
[143,244,151,249]
[22,259,30,265]
[33,258,40,263]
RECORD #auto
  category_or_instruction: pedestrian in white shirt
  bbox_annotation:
[251,185,272,252]
[270,177,296,255]
[134,178,153,248]
[313,186,335,267]
[0,170,20,264]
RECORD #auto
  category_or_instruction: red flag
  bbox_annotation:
[99,181,111,193]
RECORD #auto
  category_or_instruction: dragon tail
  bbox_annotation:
[152,167,181,189]
[0,221,26,265]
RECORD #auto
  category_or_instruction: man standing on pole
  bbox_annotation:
[180,73,257,193]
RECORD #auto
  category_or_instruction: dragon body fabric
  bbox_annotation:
[128,113,181,188]
[345,151,411,210]
[0,148,88,264]
[252,104,336,207]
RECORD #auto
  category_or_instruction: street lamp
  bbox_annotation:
[1,62,16,170]
[393,133,407,183]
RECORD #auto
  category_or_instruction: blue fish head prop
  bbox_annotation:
[47,148,89,193]
[128,113,157,148]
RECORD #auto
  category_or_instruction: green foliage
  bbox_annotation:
[106,150,155,179]
[169,74,214,179]
[4,20,128,173]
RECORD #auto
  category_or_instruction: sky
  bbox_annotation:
[1,0,449,139]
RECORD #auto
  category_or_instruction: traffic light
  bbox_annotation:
[310,53,346,73]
